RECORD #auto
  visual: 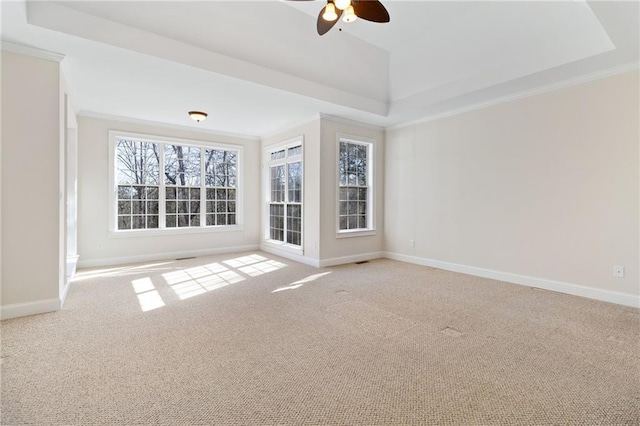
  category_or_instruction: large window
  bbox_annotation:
[111,133,240,233]
[265,139,303,248]
[338,136,374,234]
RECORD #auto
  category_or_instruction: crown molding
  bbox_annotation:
[387,61,640,131]
[1,40,65,63]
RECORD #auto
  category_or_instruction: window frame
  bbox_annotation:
[263,136,304,255]
[108,131,243,237]
[335,133,376,238]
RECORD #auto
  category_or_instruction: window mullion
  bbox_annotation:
[200,149,205,227]
[159,142,166,229]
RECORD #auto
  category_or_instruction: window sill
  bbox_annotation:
[262,239,303,255]
[335,229,376,239]
[109,225,244,238]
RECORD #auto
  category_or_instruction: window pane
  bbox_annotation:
[118,201,131,215]
[288,145,302,157]
[132,216,146,230]
[288,162,302,203]
[146,187,159,200]
[269,204,284,242]
[148,216,159,229]
[166,187,176,200]
[271,149,285,161]
[205,149,238,188]
[339,201,347,215]
[118,186,134,199]
[132,200,145,214]
[270,165,285,203]
[358,215,367,229]
[166,215,176,228]
[116,139,159,185]
[165,145,200,186]
[147,201,159,215]
[286,204,301,246]
[118,216,131,230]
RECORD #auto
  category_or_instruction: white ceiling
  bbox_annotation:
[1,1,638,137]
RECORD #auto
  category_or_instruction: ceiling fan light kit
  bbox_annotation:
[289,0,389,35]
[322,2,338,21]
[334,0,351,10]
[342,5,357,23]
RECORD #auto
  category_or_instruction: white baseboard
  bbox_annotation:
[260,244,320,267]
[1,298,61,320]
[77,245,260,269]
[259,246,384,268]
[384,252,639,308]
[319,251,384,268]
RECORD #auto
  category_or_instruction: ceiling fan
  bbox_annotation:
[287,0,390,36]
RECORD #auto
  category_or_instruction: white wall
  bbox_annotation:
[1,51,63,318]
[385,70,639,306]
[77,116,261,268]
[319,117,385,265]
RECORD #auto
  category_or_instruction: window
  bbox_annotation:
[337,136,374,235]
[265,138,303,249]
[111,132,241,233]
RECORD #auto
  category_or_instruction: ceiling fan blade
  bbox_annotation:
[352,0,390,23]
[317,6,343,35]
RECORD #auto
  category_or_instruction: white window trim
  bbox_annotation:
[262,135,304,255]
[108,130,244,237]
[335,133,376,238]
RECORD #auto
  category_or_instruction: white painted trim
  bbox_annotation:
[384,252,640,308]
[60,281,72,308]
[262,135,305,252]
[1,298,61,320]
[320,113,385,132]
[260,244,320,268]
[335,134,376,235]
[77,244,260,269]
[1,41,65,63]
[78,111,260,141]
[387,62,640,131]
[319,251,383,268]
[108,130,245,234]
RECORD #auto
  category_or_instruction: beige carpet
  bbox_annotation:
[1,251,639,425]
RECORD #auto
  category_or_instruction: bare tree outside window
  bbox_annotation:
[114,135,239,231]
[116,139,160,230]
[338,141,369,231]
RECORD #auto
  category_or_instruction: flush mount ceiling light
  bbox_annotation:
[287,0,389,36]
[188,111,208,123]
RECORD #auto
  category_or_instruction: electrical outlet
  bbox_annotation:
[613,265,624,278]
[409,239,415,248]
